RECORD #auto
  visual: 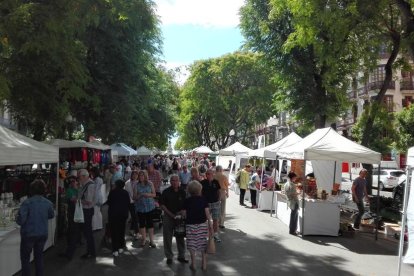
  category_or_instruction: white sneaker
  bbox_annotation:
[112,251,119,257]
[118,248,124,254]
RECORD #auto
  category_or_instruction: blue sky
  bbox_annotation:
[154,0,245,148]
[154,0,245,82]
[161,24,244,64]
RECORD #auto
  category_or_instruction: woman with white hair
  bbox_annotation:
[182,180,213,271]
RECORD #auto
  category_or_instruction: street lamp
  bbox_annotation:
[65,114,74,140]
[210,136,216,151]
[228,129,236,145]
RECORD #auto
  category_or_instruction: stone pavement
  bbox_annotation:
[16,191,414,276]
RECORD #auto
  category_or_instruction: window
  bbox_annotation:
[384,95,394,112]
[372,66,385,83]
[403,96,413,108]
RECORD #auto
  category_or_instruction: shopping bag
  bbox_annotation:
[173,217,186,238]
[73,200,84,223]
[206,236,215,254]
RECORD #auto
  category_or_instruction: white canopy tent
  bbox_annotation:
[0,125,59,165]
[47,139,110,150]
[136,146,152,156]
[398,146,414,274]
[0,126,59,275]
[219,142,253,156]
[275,127,381,236]
[277,128,381,191]
[277,127,381,164]
[253,132,303,159]
[110,143,137,156]
[193,146,213,154]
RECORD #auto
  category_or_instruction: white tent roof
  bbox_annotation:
[136,146,152,156]
[193,146,213,154]
[407,147,414,167]
[219,142,252,156]
[47,139,110,150]
[0,125,59,166]
[88,140,111,150]
[277,127,381,164]
[110,143,137,156]
[249,132,302,159]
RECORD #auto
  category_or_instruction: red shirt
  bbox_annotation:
[148,170,162,193]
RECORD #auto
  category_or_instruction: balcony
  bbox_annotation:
[400,80,414,90]
[367,81,395,91]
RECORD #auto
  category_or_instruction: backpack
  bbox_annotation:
[199,164,207,174]
[236,173,241,184]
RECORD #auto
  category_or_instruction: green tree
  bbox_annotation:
[240,0,363,129]
[352,104,396,154]
[0,0,90,140]
[0,0,176,147]
[178,52,275,149]
[395,104,414,152]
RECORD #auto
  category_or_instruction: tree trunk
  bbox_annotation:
[361,31,400,147]
[360,31,400,195]
[395,0,414,60]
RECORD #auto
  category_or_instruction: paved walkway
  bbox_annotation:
[16,191,414,276]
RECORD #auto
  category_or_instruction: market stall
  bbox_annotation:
[48,139,111,231]
[253,133,303,213]
[136,146,152,156]
[0,125,59,276]
[276,127,381,236]
[110,143,137,160]
[47,139,112,171]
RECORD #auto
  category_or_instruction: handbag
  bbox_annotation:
[206,235,215,254]
[73,199,84,223]
[173,217,186,238]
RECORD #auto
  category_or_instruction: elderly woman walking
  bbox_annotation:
[107,179,130,256]
[182,180,213,271]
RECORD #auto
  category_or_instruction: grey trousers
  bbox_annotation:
[163,214,186,259]
[219,189,227,226]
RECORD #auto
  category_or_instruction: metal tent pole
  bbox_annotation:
[397,167,412,276]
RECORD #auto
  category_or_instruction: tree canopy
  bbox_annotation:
[177,52,276,150]
[0,0,177,148]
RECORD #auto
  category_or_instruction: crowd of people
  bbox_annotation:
[54,155,228,272]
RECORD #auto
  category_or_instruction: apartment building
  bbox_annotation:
[337,54,414,167]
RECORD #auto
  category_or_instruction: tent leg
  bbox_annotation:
[397,167,412,276]
[375,165,381,241]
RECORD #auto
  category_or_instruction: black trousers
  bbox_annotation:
[239,188,246,205]
[250,189,257,206]
[109,216,127,252]
[128,203,138,232]
[82,208,96,255]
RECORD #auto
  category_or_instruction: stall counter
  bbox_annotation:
[257,190,276,211]
[0,216,56,276]
[274,191,340,236]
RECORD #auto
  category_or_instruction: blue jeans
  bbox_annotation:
[289,203,299,234]
[354,200,365,228]
[20,235,47,276]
